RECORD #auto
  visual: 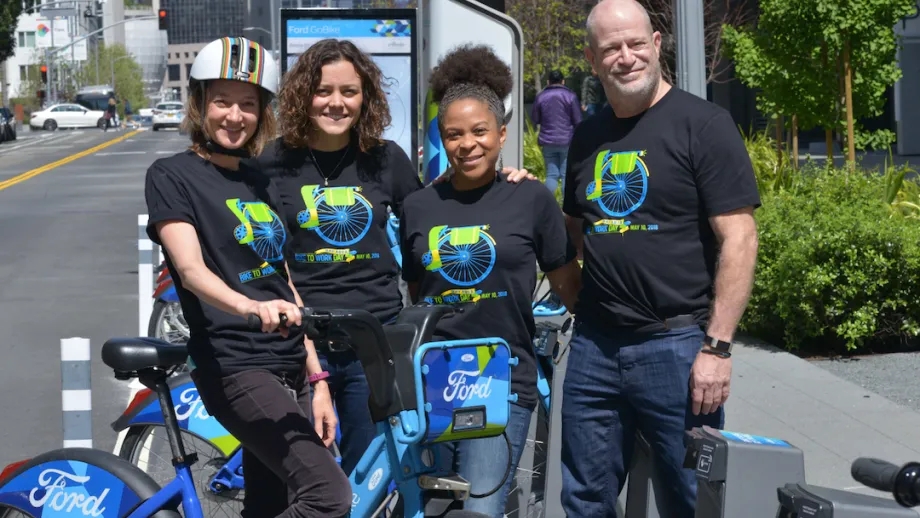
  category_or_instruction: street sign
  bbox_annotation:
[40,7,76,18]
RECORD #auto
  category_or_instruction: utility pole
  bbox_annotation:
[93,0,100,84]
[673,0,706,99]
[49,21,56,103]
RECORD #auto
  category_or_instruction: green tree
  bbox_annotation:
[723,0,915,161]
[0,0,24,63]
[507,0,590,93]
[74,43,146,117]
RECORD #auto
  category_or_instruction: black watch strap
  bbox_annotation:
[703,335,733,356]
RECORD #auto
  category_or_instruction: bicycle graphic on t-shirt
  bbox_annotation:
[422,224,497,287]
[297,185,373,247]
[587,149,650,217]
[225,199,286,265]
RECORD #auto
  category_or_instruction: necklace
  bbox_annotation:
[308,145,351,186]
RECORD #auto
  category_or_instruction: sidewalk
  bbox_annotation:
[727,335,920,495]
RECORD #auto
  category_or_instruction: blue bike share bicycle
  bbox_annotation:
[109,286,570,518]
[0,303,520,518]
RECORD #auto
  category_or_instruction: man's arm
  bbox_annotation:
[564,215,584,260]
[531,97,542,128]
[705,207,758,343]
[569,94,583,127]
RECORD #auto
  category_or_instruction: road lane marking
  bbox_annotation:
[0,129,142,192]
[95,151,147,156]
[0,132,77,153]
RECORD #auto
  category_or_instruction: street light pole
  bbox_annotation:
[673,0,707,99]
[93,0,99,84]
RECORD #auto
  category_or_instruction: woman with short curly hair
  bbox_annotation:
[398,43,583,517]
[256,38,423,476]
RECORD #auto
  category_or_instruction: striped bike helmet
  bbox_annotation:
[189,36,279,97]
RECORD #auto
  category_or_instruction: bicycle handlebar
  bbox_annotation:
[246,307,316,331]
[851,458,920,507]
[245,303,462,333]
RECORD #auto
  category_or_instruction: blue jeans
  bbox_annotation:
[318,349,376,476]
[438,403,533,517]
[560,320,724,518]
[541,144,568,196]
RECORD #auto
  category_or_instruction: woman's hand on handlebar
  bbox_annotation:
[238,299,303,337]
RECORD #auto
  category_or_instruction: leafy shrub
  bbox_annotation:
[521,119,564,204]
[523,119,546,181]
[740,154,920,353]
[744,128,797,194]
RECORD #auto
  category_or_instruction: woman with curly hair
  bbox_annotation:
[257,38,423,476]
[398,44,583,516]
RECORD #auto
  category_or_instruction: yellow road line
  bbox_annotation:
[0,129,144,192]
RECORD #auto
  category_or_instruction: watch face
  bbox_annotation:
[706,336,732,351]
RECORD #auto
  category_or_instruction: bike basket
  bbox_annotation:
[414,338,516,444]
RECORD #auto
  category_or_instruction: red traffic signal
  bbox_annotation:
[158,9,167,31]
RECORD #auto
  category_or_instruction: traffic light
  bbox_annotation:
[40,65,48,84]
[158,9,167,30]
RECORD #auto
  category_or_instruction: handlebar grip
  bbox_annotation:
[851,458,900,492]
[246,312,291,330]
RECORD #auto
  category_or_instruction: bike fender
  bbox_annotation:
[112,373,240,457]
[155,284,179,303]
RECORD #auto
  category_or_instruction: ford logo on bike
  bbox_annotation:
[461,353,474,362]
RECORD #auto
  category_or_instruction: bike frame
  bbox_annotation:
[127,462,202,518]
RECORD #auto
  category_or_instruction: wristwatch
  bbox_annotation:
[701,335,732,358]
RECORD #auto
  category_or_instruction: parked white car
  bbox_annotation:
[30,103,106,131]
[152,102,185,131]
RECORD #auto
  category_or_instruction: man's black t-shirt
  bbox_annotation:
[145,150,305,376]
[563,87,761,331]
[400,176,576,410]
[259,138,423,323]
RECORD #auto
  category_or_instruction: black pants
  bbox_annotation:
[191,367,352,517]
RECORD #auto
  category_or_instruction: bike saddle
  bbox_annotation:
[102,337,189,376]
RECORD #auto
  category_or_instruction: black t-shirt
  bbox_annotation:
[563,87,761,331]
[258,138,423,323]
[144,150,306,376]
[400,175,576,410]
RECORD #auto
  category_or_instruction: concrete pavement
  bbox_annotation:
[0,128,188,469]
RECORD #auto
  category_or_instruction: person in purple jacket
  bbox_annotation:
[531,70,582,195]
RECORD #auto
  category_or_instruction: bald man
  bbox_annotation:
[558,0,760,516]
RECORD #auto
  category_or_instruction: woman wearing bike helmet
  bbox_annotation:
[256,38,424,476]
[144,37,351,517]
[398,44,583,517]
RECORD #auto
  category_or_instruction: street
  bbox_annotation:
[0,128,187,469]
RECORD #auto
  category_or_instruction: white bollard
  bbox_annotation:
[138,214,154,338]
[61,337,92,449]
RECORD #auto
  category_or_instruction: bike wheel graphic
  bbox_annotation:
[314,192,373,247]
[596,156,649,217]
[435,229,496,287]
[242,206,286,264]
